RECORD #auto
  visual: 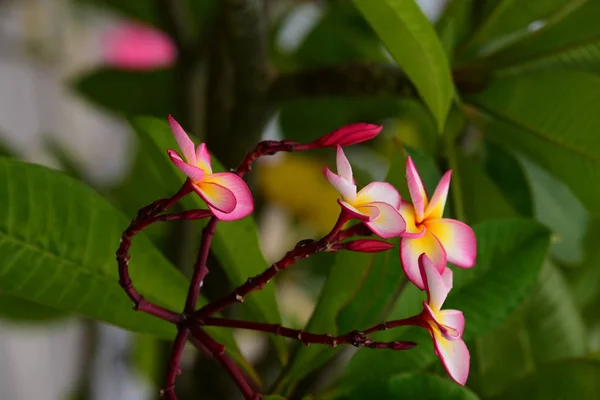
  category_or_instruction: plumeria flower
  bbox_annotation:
[325,146,406,238]
[419,254,469,385]
[167,116,253,221]
[399,157,476,289]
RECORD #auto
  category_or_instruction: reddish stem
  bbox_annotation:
[160,328,189,400]
[189,327,260,400]
[196,212,352,317]
[184,217,218,313]
[235,140,300,177]
[198,317,417,350]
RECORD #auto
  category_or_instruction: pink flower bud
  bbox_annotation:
[333,239,394,253]
[312,123,383,148]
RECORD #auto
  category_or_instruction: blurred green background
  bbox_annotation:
[0,0,599,399]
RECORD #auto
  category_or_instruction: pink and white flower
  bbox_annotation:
[325,146,405,238]
[419,254,470,386]
[167,115,253,221]
[399,157,476,289]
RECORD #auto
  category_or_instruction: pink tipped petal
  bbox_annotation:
[420,254,452,310]
[362,202,406,239]
[195,143,212,174]
[335,146,354,183]
[339,200,371,221]
[406,157,428,222]
[398,201,426,238]
[167,149,205,182]
[325,168,357,202]
[438,310,465,337]
[169,115,196,164]
[196,181,236,214]
[401,230,447,290]
[316,123,382,147]
[425,170,452,220]
[441,267,453,291]
[425,219,477,268]
[201,172,254,221]
[431,333,470,386]
[356,182,401,208]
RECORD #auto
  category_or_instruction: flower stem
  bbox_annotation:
[160,328,189,400]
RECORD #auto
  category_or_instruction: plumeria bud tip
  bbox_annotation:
[313,123,382,148]
[334,239,394,253]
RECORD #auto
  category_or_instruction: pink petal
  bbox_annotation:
[400,230,446,290]
[168,115,196,164]
[336,146,354,183]
[398,201,425,238]
[314,123,383,147]
[195,143,212,175]
[425,219,477,268]
[431,331,470,386]
[167,149,205,182]
[325,168,357,203]
[199,172,254,221]
[361,202,406,239]
[424,170,451,220]
[423,303,460,339]
[420,254,452,310]
[339,200,372,221]
[438,309,465,337]
[356,182,401,208]
[338,239,394,253]
[101,22,176,70]
[406,157,428,223]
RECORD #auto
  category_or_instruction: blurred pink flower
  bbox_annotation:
[102,22,177,70]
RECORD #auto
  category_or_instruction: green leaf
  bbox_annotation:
[487,1,600,76]
[435,0,474,62]
[128,117,287,363]
[73,69,175,117]
[353,0,453,132]
[336,219,550,395]
[472,261,587,397]
[0,293,67,322]
[0,158,252,373]
[492,359,600,400]
[468,70,600,214]
[460,0,586,61]
[520,157,588,264]
[389,373,481,400]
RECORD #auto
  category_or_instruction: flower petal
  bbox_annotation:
[425,219,477,268]
[200,172,254,221]
[325,167,357,203]
[420,254,452,310]
[424,170,451,220]
[431,331,470,386]
[401,230,446,290]
[398,201,425,238]
[195,143,212,175]
[361,202,406,238]
[167,150,205,182]
[336,145,353,183]
[168,115,196,164]
[423,303,459,339]
[438,309,465,337]
[356,182,401,208]
[339,200,372,221]
[406,156,428,223]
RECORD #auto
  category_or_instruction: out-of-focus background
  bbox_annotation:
[2,0,600,399]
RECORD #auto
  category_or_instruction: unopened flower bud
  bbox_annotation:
[312,123,383,148]
[333,239,394,253]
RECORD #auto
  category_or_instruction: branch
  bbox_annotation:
[160,328,189,400]
[184,217,218,313]
[269,63,418,101]
[195,211,352,316]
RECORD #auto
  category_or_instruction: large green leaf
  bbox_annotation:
[73,69,175,117]
[459,0,586,61]
[0,158,252,373]
[336,219,550,395]
[469,70,600,214]
[472,261,587,397]
[127,117,287,362]
[492,359,600,400]
[0,293,67,322]
[353,0,453,132]
[435,0,474,62]
[388,373,481,400]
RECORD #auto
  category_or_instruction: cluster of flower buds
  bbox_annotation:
[165,117,476,386]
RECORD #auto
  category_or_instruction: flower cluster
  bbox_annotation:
[163,117,476,386]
